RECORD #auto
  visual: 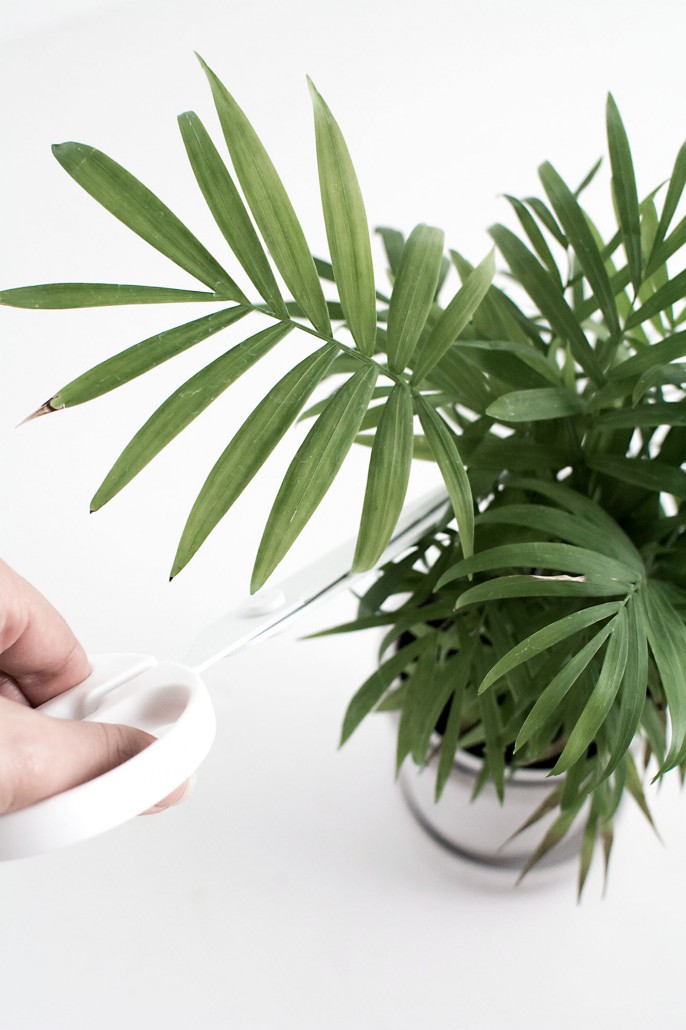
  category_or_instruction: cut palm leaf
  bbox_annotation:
[92,320,292,511]
[171,341,338,577]
[385,224,444,373]
[52,142,245,299]
[353,383,414,571]
[178,111,288,317]
[309,79,377,356]
[199,57,331,337]
[251,363,379,590]
[455,575,626,611]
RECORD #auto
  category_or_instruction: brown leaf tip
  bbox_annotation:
[17,399,61,427]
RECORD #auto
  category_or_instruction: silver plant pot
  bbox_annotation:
[399,746,585,871]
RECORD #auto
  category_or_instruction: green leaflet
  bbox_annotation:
[52,305,249,408]
[633,363,686,404]
[606,95,642,294]
[439,542,638,590]
[178,111,288,317]
[251,364,379,590]
[456,338,562,388]
[600,595,648,780]
[516,800,586,884]
[353,384,414,571]
[340,636,431,745]
[92,320,292,511]
[386,224,445,373]
[396,641,443,769]
[455,575,626,610]
[608,330,686,380]
[539,160,620,339]
[486,387,585,423]
[476,502,641,566]
[415,397,474,558]
[642,581,686,770]
[489,224,604,384]
[435,647,474,800]
[309,80,377,356]
[199,57,331,337]
[170,341,337,577]
[52,142,245,300]
[376,226,405,277]
[477,602,623,694]
[0,283,221,308]
[552,605,629,774]
[586,453,686,500]
[652,140,686,257]
[411,249,495,383]
[514,622,615,752]
[523,195,567,247]
[624,268,686,329]
[503,194,562,285]
[596,402,686,429]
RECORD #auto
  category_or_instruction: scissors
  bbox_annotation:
[0,489,449,860]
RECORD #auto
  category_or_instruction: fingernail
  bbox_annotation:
[143,773,197,815]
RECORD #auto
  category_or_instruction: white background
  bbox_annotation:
[1,1,686,1028]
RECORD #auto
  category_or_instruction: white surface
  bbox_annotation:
[2,1,686,1027]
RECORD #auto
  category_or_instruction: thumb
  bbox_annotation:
[0,699,188,815]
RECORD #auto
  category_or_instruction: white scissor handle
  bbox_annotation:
[0,654,216,860]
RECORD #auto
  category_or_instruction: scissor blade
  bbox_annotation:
[184,488,449,674]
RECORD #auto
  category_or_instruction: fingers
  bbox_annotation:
[0,561,90,706]
[0,696,189,815]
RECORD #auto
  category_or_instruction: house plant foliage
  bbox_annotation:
[4,59,686,891]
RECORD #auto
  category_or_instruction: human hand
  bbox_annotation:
[0,560,190,815]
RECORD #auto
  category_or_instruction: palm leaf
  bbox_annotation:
[415,397,474,558]
[606,94,642,293]
[51,305,249,408]
[309,79,377,355]
[0,283,222,308]
[178,111,288,317]
[353,384,413,571]
[251,364,378,590]
[199,57,331,336]
[92,320,292,511]
[539,160,620,339]
[386,224,445,373]
[552,605,629,774]
[52,142,245,299]
[478,602,622,694]
[170,341,337,576]
[411,249,495,383]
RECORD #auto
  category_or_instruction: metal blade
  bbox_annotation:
[184,488,450,674]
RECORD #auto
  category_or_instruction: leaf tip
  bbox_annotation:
[17,399,60,426]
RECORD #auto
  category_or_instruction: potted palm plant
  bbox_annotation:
[4,58,686,894]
